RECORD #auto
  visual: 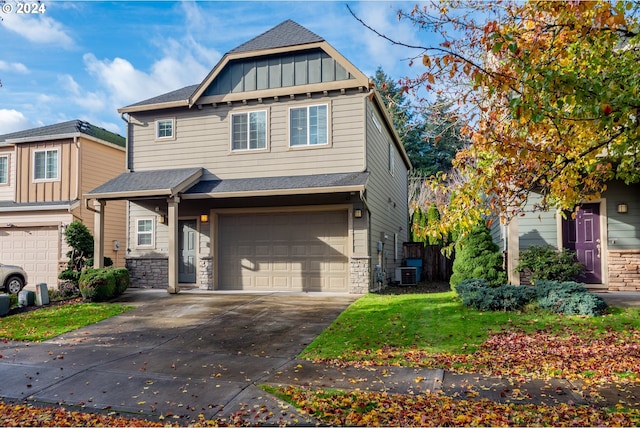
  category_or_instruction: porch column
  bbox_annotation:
[93,199,105,268]
[167,196,180,294]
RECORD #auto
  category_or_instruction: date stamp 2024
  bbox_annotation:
[1,1,46,15]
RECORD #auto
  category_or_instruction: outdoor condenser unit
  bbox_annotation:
[395,267,417,286]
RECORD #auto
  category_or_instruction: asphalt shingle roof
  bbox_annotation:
[124,84,199,109]
[229,20,324,54]
[185,172,369,195]
[87,167,202,196]
[0,120,125,147]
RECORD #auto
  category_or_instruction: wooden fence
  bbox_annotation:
[403,242,454,282]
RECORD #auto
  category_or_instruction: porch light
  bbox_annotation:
[157,215,165,224]
[617,202,629,214]
[354,208,362,218]
[200,214,209,223]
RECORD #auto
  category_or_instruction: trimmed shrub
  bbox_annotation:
[516,245,584,283]
[86,257,114,268]
[456,278,536,312]
[113,268,130,296]
[79,268,116,302]
[56,279,80,299]
[450,224,507,290]
[535,280,608,316]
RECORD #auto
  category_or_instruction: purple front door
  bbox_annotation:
[562,203,602,283]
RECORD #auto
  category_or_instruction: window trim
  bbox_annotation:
[288,103,330,148]
[229,109,269,152]
[0,154,8,185]
[32,148,60,182]
[135,218,155,248]
[372,112,382,133]
[155,118,175,141]
[388,142,395,176]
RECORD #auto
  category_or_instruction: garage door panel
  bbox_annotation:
[219,211,348,292]
[0,226,59,288]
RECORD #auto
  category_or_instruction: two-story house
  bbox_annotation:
[0,120,127,288]
[87,20,411,294]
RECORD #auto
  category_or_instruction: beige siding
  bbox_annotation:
[0,147,15,201]
[77,137,127,266]
[129,93,366,179]
[365,100,410,282]
[15,139,78,203]
[127,202,169,257]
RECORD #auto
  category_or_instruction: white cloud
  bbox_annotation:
[0,60,29,73]
[0,109,31,134]
[0,13,74,48]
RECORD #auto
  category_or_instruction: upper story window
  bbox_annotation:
[388,142,395,176]
[33,149,59,181]
[136,218,154,247]
[0,155,8,185]
[290,104,328,147]
[156,118,175,140]
[372,113,382,133]
[231,110,267,151]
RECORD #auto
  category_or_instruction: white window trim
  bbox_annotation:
[135,218,155,248]
[155,118,175,141]
[229,109,269,152]
[0,154,8,185]
[372,112,382,133]
[388,142,395,176]
[288,103,330,148]
[33,148,60,182]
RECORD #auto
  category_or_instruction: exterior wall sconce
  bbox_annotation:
[157,215,165,224]
[200,214,209,223]
[354,208,362,218]
[617,202,629,214]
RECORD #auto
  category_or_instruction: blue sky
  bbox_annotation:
[0,1,427,136]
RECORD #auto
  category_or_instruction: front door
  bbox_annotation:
[562,203,602,283]
[178,220,197,283]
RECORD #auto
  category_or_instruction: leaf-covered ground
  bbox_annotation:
[316,327,640,385]
[276,386,640,427]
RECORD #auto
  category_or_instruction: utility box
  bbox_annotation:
[0,294,9,316]
[36,283,49,306]
[18,289,35,307]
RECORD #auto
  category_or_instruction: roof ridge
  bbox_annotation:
[229,19,324,54]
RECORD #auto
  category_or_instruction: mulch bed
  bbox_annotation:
[378,281,451,295]
[4,297,83,317]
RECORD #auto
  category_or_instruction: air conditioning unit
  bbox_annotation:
[395,267,417,286]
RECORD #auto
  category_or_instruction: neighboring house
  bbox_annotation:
[0,120,127,288]
[494,181,640,291]
[87,20,411,294]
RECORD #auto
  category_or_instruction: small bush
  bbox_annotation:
[535,280,608,316]
[79,268,116,302]
[112,268,130,296]
[86,257,114,268]
[516,245,584,283]
[55,280,80,299]
[450,224,507,290]
[456,278,536,312]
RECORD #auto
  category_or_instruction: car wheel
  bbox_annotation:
[6,276,24,294]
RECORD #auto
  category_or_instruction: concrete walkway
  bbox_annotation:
[0,289,638,426]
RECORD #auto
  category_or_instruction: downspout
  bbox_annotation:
[120,113,132,172]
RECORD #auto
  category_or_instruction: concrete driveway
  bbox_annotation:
[0,289,358,424]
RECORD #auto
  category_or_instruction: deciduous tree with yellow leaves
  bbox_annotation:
[364,0,640,242]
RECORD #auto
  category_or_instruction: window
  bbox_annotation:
[156,119,174,140]
[372,113,382,133]
[231,110,267,151]
[33,149,59,181]
[388,142,395,176]
[0,155,7,185]
[290,104,328,147]
[136,219,154,247]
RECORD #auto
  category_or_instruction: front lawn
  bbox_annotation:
[300,291,640,383]
[0,302,133,341]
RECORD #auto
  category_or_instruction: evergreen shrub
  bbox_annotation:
[535,280,608,316]
[456,278,536,311]
[516,245,584,283]
[79,268,116,302]
[113,268,130,296]
[450,224,506,290]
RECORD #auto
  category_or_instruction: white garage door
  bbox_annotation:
[218,211,349,292]
[0,226,60,288]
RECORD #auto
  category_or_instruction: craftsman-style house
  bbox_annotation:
[87,20,411,293]
[0,120,127,288]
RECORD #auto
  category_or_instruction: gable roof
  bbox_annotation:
[229,20,323,54]
[119,20,370,113]
[0,120,125,147]
[86,167,203,199]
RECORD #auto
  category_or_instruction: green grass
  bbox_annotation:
[0,303,134,341]
[299,291,640,361]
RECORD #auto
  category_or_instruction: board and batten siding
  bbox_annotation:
[0,147,15,201]
[79,137,127,267]
[128,93,366,179]
[364,99,409,282]
[15,139,79,203]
